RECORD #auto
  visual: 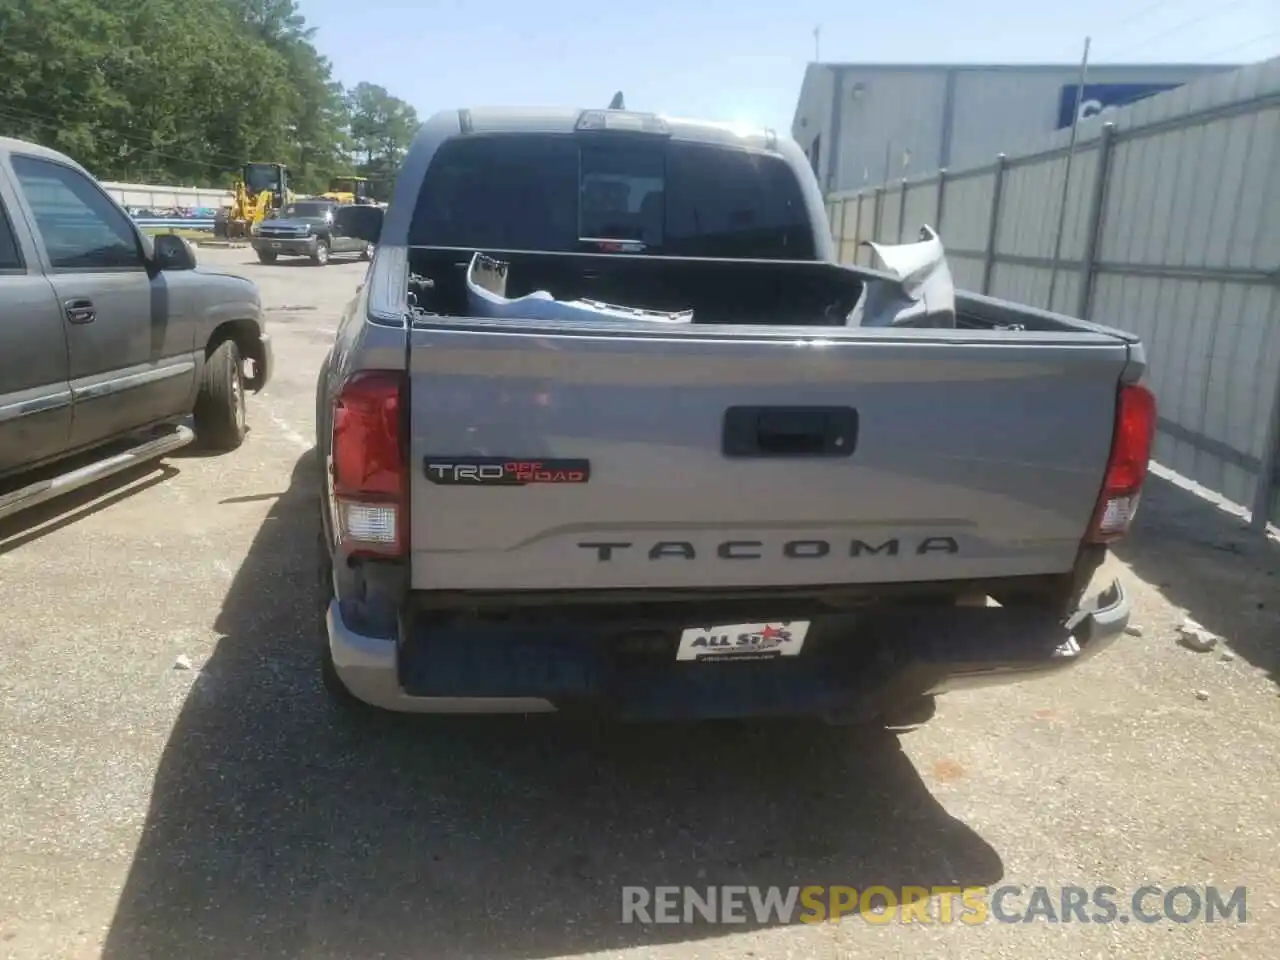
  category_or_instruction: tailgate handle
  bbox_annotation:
[723,406,858,458]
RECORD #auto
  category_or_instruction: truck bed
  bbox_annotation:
[398,247,1141,596]
[404,247,1123,332]
[410,247,867,326]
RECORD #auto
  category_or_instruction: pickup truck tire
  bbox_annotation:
[310,238,330,266]
[193,339,247,451]
[256,250,278,264]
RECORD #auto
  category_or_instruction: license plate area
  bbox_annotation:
[677,621,810,662]
[271,241,282,249]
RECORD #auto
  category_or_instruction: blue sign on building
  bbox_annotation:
[1057,83,1184,128]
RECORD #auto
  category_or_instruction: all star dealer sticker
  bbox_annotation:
[676,621,810,662]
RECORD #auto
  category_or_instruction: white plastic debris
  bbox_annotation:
[1124,624,1144,637]
[173,654,193,671]
[465,253,694,325]
[1195,690,1210,702]
[1177,618,1218,652]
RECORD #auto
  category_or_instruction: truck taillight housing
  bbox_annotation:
[1085,382,1156,544]
[331,371,406,556]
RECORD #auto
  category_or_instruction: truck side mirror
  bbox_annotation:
[153,233,198,271]
[345,205,384,244]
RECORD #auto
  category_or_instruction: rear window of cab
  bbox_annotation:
[407,134,817,260]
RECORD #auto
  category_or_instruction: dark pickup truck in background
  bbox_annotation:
[315,106,1156,725]
[252,198,375,266]
[0,136,273,522]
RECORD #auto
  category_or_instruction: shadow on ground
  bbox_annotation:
[1114,473,1279,687]
[0,462,177,554]
[103,451,1002,960]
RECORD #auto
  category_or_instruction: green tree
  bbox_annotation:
[0,0,137,176]
[347,81,419,172]
[0,0,413,193]
[224,0,350,191]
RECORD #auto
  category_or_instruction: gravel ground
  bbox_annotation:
[0,246,1276,960]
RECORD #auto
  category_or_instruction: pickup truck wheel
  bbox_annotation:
[193,339,247,451]
[256,250,277,264]
[311,238,330,266]
[359,243,374,262]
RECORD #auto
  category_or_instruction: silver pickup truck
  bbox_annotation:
[0,136,272,521]
[315,106,1156,725]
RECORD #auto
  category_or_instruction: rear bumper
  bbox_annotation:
[922,579,1129,694]
[325,578,1131,720]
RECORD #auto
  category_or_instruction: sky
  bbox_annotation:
[301,0,1278,133]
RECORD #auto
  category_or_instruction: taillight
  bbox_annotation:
[331,370,405,556]
[1085,382,1156,543]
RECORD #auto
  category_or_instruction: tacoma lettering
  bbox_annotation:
[649,541,695,560]
[851,538,898,557]
[577,537,959,561]
[784,540,830,558]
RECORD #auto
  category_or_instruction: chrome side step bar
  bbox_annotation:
[0,425,194,523]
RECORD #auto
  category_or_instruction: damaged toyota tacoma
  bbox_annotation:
[314,105,1156,724]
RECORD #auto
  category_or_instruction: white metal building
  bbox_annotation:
[791,62,1239,194]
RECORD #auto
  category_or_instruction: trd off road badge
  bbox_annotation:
[424,456,591,486]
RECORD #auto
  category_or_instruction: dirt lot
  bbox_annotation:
[0,246,1276,960]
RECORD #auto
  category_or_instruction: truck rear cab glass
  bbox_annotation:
[406,134,817,260]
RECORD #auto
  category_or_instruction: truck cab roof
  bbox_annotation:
[445,106,781,150]
[0,135,89,168]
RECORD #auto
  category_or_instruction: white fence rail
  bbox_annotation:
[826,58,1280,530]
[100,180,232,212]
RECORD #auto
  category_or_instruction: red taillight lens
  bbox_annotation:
[1085,382,1156,543]
[331,371,405,555]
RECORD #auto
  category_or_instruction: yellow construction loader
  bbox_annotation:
[215,162,294,239]
[322,175,377,205]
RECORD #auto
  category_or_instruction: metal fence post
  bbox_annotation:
[935,168,948,236]
[1251,358,1280,532]
[897,177,909,243]
[855,193,865,261]
[846,195,856,262]
[982,154,1008,296]
[1077,122,1116,321]
[873,186,884,241]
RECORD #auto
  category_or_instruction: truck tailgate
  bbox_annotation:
[406,320,1131,591]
